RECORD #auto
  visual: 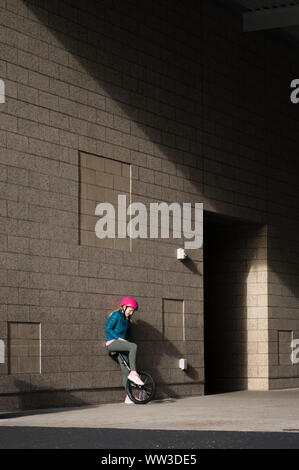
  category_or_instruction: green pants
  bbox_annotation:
[108,340,138,388]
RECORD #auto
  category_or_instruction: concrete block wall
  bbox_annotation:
[245,225,268,390]
[79,151,131,250]
[0,0,298,409]
[8,321,41,374]
[264,21,299,388]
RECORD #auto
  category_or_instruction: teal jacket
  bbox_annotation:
[105,309,131,342]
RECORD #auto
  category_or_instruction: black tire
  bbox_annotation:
[126,371,156,404]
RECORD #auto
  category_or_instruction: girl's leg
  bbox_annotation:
[107,340,143,386]
[107,340,138,372]
[117,353,130,387]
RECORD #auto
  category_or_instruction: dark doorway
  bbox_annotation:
[203,211,261,395]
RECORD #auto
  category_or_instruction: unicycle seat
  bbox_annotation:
[109,351,121,362]
[108,351,119,358]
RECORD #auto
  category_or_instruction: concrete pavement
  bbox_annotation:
[1,389,299,433]
[1,427,299,449]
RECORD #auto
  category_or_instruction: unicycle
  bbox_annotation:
[109,351,156,404]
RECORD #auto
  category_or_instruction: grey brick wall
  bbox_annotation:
[0,0,299,409]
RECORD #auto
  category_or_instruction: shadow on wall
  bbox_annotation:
[23,2,299,248]
[132,320,201,399]
[14,0,208,408]
[23,0,210,196]
[21,0,299,389]
[0,378,91,418]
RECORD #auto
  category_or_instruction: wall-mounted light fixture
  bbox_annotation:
[177,248,187,260]
[179,358,188,370]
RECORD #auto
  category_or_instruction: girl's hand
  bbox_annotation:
[118,338,127,342]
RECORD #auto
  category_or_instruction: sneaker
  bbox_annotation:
[127,371,144,386]
[124,395,134,404]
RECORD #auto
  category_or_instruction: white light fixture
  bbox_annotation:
[177,248,187,260]
[179,358,188,370]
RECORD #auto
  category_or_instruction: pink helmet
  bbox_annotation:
[120,297,138,311]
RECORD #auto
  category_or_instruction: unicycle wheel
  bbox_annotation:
[126,371,155,404]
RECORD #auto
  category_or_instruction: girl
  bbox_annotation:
[105,297,144,404]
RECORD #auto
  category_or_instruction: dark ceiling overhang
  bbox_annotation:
[242,2,299,32]
[217,0,299,45]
